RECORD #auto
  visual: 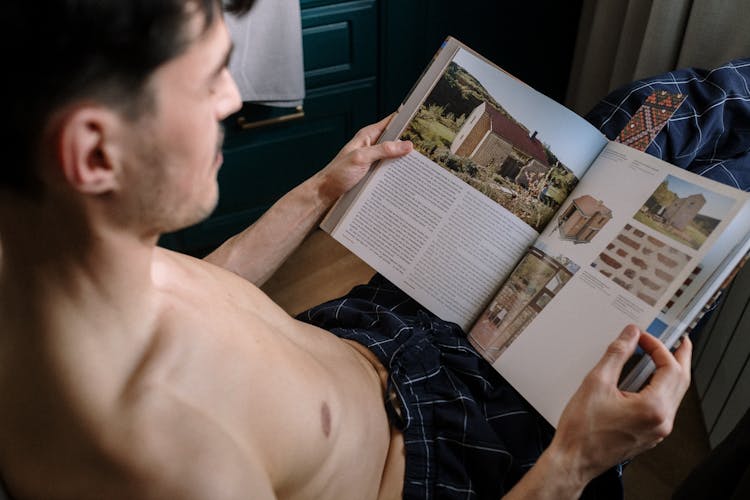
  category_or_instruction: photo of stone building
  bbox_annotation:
[661,193,706,230]
[634,175,733,250]
[450,101,550,188]
[399,53,583,231]
[557,195,612,244]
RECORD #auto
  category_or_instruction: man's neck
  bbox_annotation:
[0,196,160,343]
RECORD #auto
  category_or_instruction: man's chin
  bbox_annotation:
[213,151,224,171]
[188,194,220,227]
[159,193,219,235]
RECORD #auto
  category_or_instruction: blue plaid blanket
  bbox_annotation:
[586,58,750,191]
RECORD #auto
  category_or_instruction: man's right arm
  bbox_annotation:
[203,115,411,285]
[504,325,692,499]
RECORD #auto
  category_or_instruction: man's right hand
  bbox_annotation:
[315,114,413,204]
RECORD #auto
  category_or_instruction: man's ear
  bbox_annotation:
[56,106,123,195]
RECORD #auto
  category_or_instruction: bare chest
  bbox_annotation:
[151,274,394,498]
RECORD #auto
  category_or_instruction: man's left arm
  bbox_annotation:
[204,115,412,285]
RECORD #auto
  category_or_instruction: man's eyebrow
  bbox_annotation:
[214,42,234,77]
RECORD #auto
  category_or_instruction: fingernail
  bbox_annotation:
[622,325,638,340]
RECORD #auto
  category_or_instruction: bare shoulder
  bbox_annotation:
[151,245,291,326]
[151,246,270,300]
[103,249,279,499]
[152,246,223,283]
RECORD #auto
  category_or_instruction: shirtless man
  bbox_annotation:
[0,1,691,499]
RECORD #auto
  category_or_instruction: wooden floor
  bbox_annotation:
[262,230,712,498]
[261,230,378,316]
[623,384,710,499]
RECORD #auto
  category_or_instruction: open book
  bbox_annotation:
[321,37,750,426]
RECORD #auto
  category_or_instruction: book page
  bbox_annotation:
[654,202,750,340]
[392,42,608,233]
[620,207,750,390]
[468,141,750,425]
[324,37,609,328]
[333,151,538,330]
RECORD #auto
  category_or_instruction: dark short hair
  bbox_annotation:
[225,0,258,15]
[4,0,255,196]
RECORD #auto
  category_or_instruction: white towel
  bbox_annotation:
[225,0,305,107]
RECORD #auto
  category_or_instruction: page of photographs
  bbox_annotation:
[469,141,750,425]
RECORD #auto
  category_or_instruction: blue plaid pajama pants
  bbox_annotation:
[299,275,622,499]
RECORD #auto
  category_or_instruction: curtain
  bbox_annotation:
[565,0,750,115]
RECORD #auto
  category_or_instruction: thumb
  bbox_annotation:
[591,325,641,385]
[355,140,412,166]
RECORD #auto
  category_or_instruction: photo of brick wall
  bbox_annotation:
[591,224,691,306]
[469,245,579,362]
[662,265,702,314]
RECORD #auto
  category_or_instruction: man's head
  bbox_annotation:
[4,0,255,234]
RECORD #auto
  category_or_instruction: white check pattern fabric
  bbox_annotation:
[300,275,623,499]
[586,58,750,192]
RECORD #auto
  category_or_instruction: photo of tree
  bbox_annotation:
[633,175,735,250]
[399,55,579,232]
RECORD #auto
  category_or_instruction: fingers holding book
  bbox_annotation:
[549,325,692,483]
